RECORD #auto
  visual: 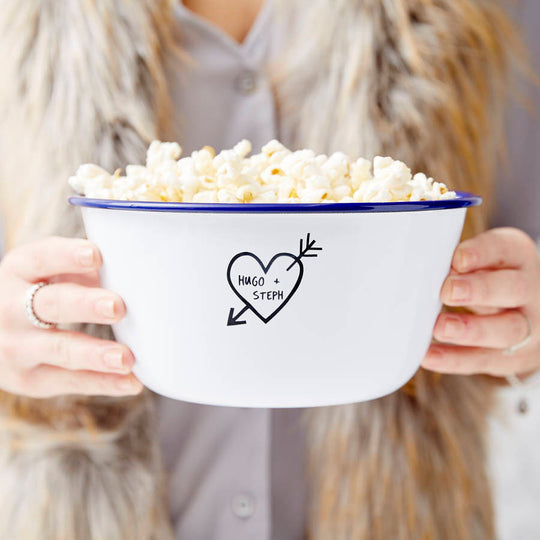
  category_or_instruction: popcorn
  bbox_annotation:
[69,139,457,203]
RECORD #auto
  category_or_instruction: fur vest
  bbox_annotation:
[0,1,517,538]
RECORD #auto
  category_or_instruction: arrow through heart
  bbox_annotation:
[226,234,322,326]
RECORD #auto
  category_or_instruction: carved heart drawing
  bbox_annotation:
[227,252,304,323]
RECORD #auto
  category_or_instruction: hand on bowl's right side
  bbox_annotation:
[0,236,142,398]
[423,227,540,380]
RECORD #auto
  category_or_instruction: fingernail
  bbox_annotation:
[443,316,464,338]
[78,247,95,267]
[457,249,476,271]
[96,298,116,318]
[450,278,470,303]
[423,347,444,366]
[104,348,124,370]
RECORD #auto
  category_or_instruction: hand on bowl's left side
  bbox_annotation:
[422,227,540,378]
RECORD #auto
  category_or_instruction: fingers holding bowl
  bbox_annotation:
[440,269,529,309]
[0,236,142,398]
[14,330,134,375]
[4,329,141,397]
[424,308,538,376]
[3,237,102,282]
[432,310,530,349]
[21,365,143,398]
[30,282,126,326]
[52,270,101,288]
[452,227,537,273]
[422,342,539,377]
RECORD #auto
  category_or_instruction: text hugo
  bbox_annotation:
[238,275,265,287]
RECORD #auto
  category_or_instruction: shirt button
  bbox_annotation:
[231,492,256,519]
[235,70,258,95]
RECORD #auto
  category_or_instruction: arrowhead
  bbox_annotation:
[227,307,247,326]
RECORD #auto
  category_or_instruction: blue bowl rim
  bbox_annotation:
[69,191,482,214]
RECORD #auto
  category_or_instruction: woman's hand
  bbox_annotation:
[422,227,540,378]
[0,237,142,398]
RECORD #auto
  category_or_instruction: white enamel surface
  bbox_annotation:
[80,207,466,407]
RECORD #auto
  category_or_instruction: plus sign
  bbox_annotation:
[274,278,280,284]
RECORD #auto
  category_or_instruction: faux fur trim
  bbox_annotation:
[0,1,176,538]
[274,0,516,238]
[0,393,173,540]
[304,373,497,540]
[0,0,176,247]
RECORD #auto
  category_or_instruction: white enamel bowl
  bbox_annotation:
[70,193,481,408]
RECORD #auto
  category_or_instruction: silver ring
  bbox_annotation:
[24,282,56,330]
[502,312,533,356]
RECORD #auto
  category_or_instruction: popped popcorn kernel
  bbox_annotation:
[70,139,457,203]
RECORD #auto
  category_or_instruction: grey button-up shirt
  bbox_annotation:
[159,3,306,540]
[157,2,540,540]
